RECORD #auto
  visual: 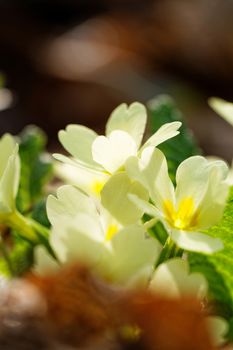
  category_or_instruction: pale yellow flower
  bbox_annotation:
[127,147,229,254]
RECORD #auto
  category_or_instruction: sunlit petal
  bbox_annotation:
[55,161,109,198]
[150,258,208,299]
[209,97,233,127]
[127,147,175,211]
[47,185,98,226]
[92,130,137,173]
[197,160,229,229]
[128,193,161,219]
[175,156,211,208]
[106,102,147,149]
[171,229,223,254]
[101,224,161,284]
[101,172,148,226]
[49,210,106,263]
[0,144,20,213]
[141,121,181,150]
[58,124,102,170]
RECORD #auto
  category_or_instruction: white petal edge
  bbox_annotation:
[141,121,181,150]
[106,102,147,149]
[206,316,228,346]
[101,172,148,226]
[46,185,98,227]
[128,193,162,219]
[54,161,109,198]
[149,258,208,299]
[92,130,137,173]
[209,97,233,127]
[33,246,59,275]
[58,124,103,170]
[171,229,223,254]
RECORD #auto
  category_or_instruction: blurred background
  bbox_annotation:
[0,0,233,158]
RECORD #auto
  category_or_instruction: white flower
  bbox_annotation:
[34,185,161,286]
[0,134,19,215]
[54,102,181,195]
[149,258,207,299]
[149,257,228,346]
[127,147,229,254]
[206,316,228,347]
[54,161,109,198]
[100,172,149,226]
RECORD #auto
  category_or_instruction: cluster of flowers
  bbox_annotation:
[35,102,229,295]
[0,100,231,344]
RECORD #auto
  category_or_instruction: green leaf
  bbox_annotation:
[227,318,233,342]
[31,199,51,228]
[16,126,53,213]
[143,214,168,246]
[189,187,233,320]
[147,95,200,182]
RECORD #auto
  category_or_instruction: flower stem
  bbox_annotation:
[155,236,177,267]
[4,210,49,242]
[0,211,57,262]
[5,211,38,241]
[0,236,14,276]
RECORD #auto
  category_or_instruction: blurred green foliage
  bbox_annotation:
[147,95,200,183]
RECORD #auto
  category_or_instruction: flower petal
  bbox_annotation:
[209,97,233,127]
[171,229,223,254]
[141,121,181,150]
[58,124,102,170]
[126,147,175,211]
[106,102,147,149]
[92,130,137,173]
[55,162,109,198]
[206,316,228,346]
[33,245,59,275]
[47,185,98,227]
[149,258,208,299]
[53,153,81,167]
[51,217,105,266]
[0,134,16,175]
[128,193,161,218]
[101,224,161,284]
[101,172,148,226]
[0,144,20,213]
[197,160,229,229]
[175,156,210,208]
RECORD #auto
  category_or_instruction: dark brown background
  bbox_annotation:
[0,0,233,159]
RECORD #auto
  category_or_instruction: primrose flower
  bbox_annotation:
[54,161,109,198]
[0,134,19,215]
[149,258,207,299]
[54,102,181,195]
[127,147,229,254]
[149,257,228,346]
[34,185,161,286]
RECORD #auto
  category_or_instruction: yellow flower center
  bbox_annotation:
[163,197,198,230]
[91,179,106,195]
[105,224,119,241]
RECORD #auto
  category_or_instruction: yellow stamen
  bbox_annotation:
[105,224,119,241]
[163,197,198,230]
[91,179,106,195]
